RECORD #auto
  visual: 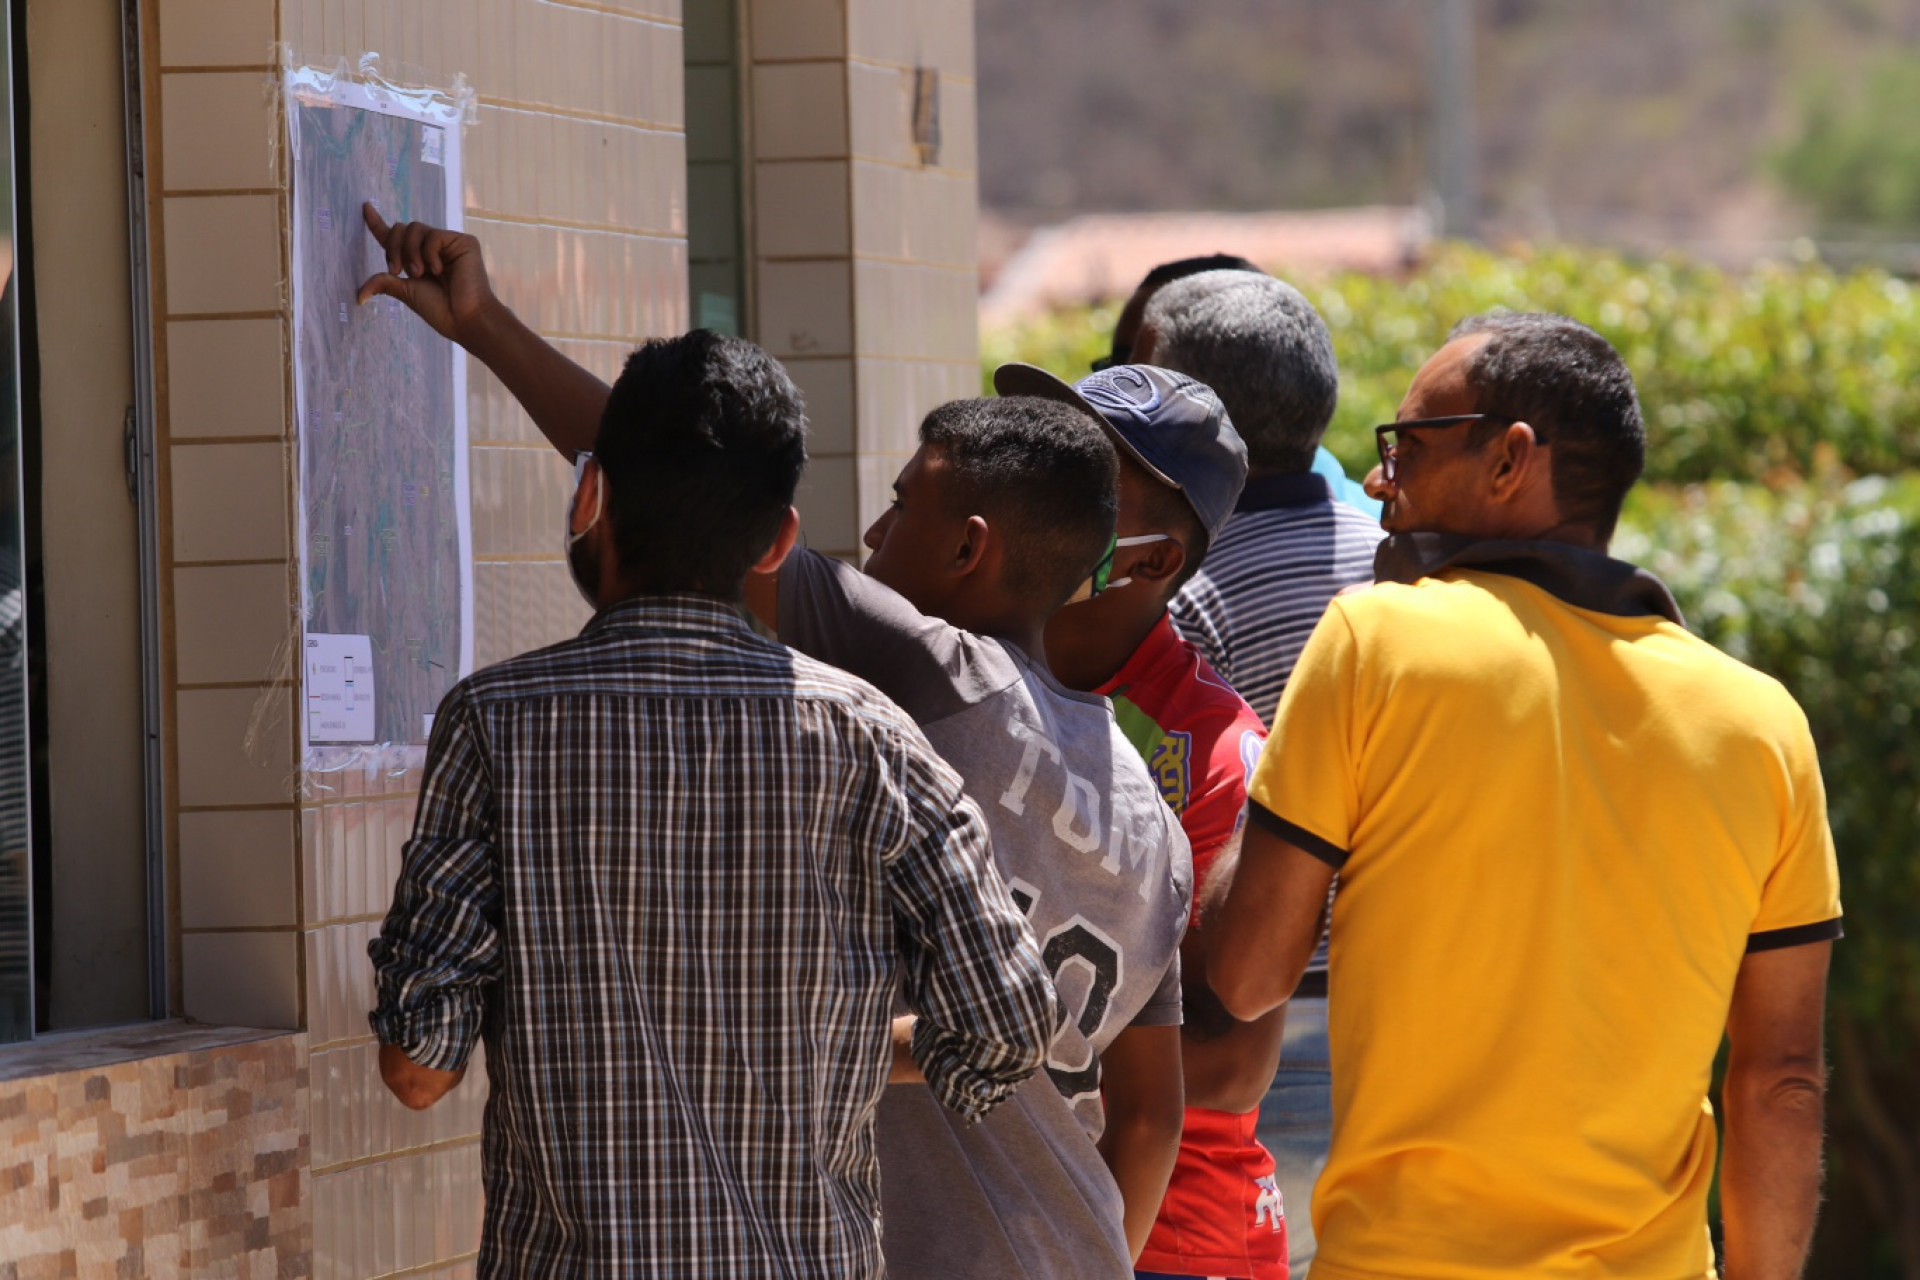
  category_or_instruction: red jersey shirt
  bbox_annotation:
[1099,616,1286,1280]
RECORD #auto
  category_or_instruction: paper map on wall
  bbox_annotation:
[288,69,472,753]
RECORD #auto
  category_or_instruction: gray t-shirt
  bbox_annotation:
[780,550,1192,1280]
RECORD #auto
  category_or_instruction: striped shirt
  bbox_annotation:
[1170,473,1385,729]
[369,593,1058,1280]
[1169,473,1383,981]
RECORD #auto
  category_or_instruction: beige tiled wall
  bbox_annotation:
[751,0,981,559]
[150,0,686,1275]
[145,0,980,1274]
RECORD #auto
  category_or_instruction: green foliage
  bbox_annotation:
[1776,58,1920,232]
[984,243,1920,487]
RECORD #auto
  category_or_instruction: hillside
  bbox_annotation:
[976,0,1920,251]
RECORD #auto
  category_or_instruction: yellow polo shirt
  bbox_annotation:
[1247,564,1841,1280]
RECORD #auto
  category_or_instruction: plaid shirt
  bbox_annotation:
[369,595,1057,1280]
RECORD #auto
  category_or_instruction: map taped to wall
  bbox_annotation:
[288,69,472,752]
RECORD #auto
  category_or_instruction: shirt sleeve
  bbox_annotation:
[1748,709,1844,952]
[885,728,1061,1122]
[1179,720,1266,928]
[1169,582,1231,691]
[367,686,502,1072]
[1130,946,1185,1028]
[1245,602,1364,870]
[777,547,996,724]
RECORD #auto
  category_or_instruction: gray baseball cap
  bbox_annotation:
[994,362,1249,543]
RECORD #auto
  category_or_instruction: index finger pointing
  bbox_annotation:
[362,202,392,245]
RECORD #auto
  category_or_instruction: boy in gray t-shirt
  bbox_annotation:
[762,400,1193,1278]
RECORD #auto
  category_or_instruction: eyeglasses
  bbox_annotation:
[1090,345,1129,373]
[1373,414,1531,483]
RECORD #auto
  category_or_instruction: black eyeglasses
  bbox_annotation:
[1373,414,1533,483]
[1091,345,1129,373]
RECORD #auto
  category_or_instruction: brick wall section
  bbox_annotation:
[0,1031,309,1279]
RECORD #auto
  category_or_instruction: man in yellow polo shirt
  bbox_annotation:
[1207,312,1841,1279]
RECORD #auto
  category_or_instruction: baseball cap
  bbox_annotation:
[993,362,1249,543]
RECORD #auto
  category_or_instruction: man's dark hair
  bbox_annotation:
[1449,312,1646,539]
[1136,253,1261,295]
[1142,270,1339,474]
[594,330,808,597]
[1108,255,1263,365]
[919,397,1119,611]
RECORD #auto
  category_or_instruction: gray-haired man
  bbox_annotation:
[1141,267,1382,1274]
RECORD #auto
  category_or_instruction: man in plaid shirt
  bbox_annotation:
[367,331,1059,1278]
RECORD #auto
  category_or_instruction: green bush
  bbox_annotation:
[984,243,1920,487]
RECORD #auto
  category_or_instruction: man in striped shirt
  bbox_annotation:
[367,330,1060,1278]
[1145,269,1383,1274]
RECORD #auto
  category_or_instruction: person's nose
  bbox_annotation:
[1363,463,1394,502]
[862,511,889,553]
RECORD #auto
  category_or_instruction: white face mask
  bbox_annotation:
[1101,532,1172,592]
[564,451,605,609]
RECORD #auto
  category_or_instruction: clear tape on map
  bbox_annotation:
[284,59,475,789]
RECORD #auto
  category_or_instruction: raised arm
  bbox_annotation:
[359,204,611,460]
[1720,940,1832,1280]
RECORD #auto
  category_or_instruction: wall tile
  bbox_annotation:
[785,357,855,455]
[170,442,289,562]
[795,454,858,554]
[470,446,573,558]
[158,0,277,67]
[683,0,737,64]
[163,195,282,315]
[847,61,912,166]
[160,73,275,191]
[183,930,301,1028]
[755,160,851,258]
[168,318,286,439]
[177,687,296,807]
[752,62,848,159]
[751,0,847,60]
[937,75,978,173]
[180,809,299,929]
[174,562,295,685]
[758,260,853,358]
[848,0,976,77]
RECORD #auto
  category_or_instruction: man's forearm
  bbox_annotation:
[1721,1066,1825,1280]
[463,299,612,460]
[1098,1103,1183,1260]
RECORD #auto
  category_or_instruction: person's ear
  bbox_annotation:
[570,458,606,537]
[952,514,992,580]
[1489,421,1547,501]
[1119,536,1187,588]
[1132,322,1162,365]
[749,506,802,577]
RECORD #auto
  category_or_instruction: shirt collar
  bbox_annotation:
[584,592,758,637]
[1373,532,1686,626]
[1093,614,1184,699]
[1235,472,1335,513]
